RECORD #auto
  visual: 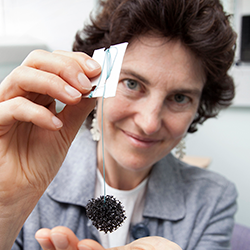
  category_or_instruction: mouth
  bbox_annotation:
[122,130,161,148]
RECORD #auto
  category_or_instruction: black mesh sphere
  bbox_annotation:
[86,195,126,233]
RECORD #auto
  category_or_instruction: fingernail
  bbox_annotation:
[78,73,92,90]
[65,85,82,98]
[78,244,92,250]
[52,116,63,128]
[86,59,101,71]
[51,232,69,249]
[36,238,54,250]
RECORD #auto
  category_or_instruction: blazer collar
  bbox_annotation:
[47,130,185,221]
[143,154,186,221]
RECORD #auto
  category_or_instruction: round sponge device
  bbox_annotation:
[86,195,126,233]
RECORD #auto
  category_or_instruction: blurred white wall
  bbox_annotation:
[0,0,96,81]
[0,0,96,51]
[0,0,249,227]
[241,0,250,14]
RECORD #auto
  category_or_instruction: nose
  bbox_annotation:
[134,100,163,135]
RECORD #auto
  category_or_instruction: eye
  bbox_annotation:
[174,94,189,104]
[124,79,140,90]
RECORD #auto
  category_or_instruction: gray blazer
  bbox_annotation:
[12,129,237,250]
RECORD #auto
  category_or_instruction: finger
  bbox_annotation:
[0,97,63,135]
[53,50,101,79]
[127,236,182,250]
[78,239,105,250]
[1,65,84,104]
[50,226,79,250]
[35,228,56,250]
[23,49,101,91]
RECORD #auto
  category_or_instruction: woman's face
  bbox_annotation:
[97,35,204,175]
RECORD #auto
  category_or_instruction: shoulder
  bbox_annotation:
[154,153,238,209]
[182,161,236,194]
[59,128,96,175]
[168,154,238,206]
[66,127,94,158]
[168,153,236,190]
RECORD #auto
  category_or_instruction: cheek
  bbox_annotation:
[164,112,195,138]
[102,95,133,124]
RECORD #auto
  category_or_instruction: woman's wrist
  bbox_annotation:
[0,192,42,250]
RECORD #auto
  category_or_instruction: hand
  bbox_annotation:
[36,226,182,250]
[0,50,101,250]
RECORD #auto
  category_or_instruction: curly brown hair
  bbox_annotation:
[73,0,237,133]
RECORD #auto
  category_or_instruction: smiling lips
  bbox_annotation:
[122,130,161,148]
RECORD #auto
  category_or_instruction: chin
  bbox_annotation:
[117,156,154,172]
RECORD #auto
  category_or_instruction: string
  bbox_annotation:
[89,47,118,203]
[88,47,117,98]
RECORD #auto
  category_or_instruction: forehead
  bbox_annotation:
[122,35,205,88]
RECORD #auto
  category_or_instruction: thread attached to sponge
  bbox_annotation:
[86,195,126,233]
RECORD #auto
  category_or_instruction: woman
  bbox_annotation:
[0,0,237,249]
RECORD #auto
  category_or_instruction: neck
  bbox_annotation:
[97,142,151,190]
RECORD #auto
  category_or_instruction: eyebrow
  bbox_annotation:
[171,88,202,98]
[120,69,151,85]
[120,69,202,98]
